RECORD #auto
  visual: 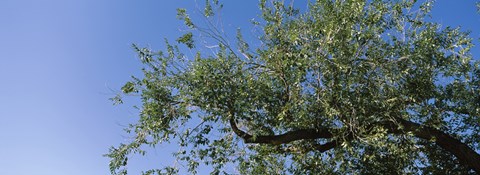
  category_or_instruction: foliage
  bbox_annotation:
[106,0,480,174]
[477,2,480,13]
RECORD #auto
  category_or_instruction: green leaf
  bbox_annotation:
[176,32,195,49]
[121,81,136,94]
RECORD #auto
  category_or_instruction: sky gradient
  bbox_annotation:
[0,1,478,174]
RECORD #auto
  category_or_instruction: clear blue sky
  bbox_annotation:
[0,1,478,175]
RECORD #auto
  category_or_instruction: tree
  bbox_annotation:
[106,0,480,174]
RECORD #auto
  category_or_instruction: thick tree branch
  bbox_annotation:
[385,118,480,173]
[229,110,480,172]
[229,117,333,145]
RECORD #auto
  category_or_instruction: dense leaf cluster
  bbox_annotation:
[107,0,480,174]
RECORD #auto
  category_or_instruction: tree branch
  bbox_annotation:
[229,117,333,145]
[227,102,479,173]
[384,118,480,173]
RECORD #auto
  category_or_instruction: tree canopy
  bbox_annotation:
[106,0,480,174]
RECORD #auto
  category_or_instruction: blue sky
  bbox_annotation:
[0,1,478,175]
